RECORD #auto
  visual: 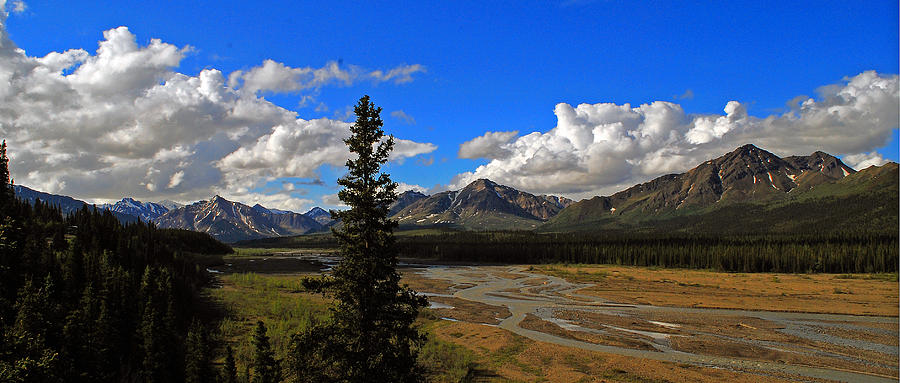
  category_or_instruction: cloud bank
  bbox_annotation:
[227,60,425,95]
[453,71,899,199]
[0,9,434,210]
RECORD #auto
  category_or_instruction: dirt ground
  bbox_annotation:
[432,320,808,383]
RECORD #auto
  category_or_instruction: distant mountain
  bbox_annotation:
[251,203,272,215]
[14,184,89,215]
[392,179,574,230]
[155,195,324,243]
[157,200,184,210]
[389,190,428,216]
[12,185,141,223]
[304,207,335,226]
[542,144,896,233]
[103,198,169,222]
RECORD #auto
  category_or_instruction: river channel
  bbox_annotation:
[214,256,898,382]
[417,265,897,383]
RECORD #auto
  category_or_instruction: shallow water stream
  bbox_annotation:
[419,265,898,383]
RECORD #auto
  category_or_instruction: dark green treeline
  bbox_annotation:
[0,141,232,382]
[398,231,898,274]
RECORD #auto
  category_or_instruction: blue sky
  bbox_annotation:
[2,1,898,211]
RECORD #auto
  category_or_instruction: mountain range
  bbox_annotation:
[11,144,899,241]
[11,187,330,243]
[391,179,574,230]
[541,144,897,233]
[154,196,323,243]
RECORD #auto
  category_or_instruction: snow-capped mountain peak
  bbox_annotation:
[104,198,170,222]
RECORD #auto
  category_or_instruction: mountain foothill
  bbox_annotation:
[13,144,899,242]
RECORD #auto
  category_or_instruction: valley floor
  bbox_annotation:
[407,265,897,382]
[212,253,899,382]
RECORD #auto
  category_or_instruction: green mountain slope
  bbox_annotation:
[541,146,897,235]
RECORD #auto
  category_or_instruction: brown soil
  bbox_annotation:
[669,335,898,378]
[433,320,800,383]
[641,310,898,376]
[519,313,658,351]
[555,310,685,335]
[427,296,511,325]
[400,270,458,293]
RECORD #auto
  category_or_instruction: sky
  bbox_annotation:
[1,0,897,212]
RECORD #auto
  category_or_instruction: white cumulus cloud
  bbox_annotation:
[396,182,428,194]
[842,152,889,170]
[216,120,436,186]
[369,64,425,84]
[458,130,519,159]
[228,60,426,95]
[167,170,185,189]
[222,190,314,213]
[321,193,347,208]
[0,10,434,211]
[453,71,899,199]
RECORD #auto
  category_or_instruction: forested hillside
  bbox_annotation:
[396,231,896,273]
[0,142,233,382]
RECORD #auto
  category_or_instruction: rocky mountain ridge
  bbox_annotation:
[391,179,574,230]
[543,144,877,230]
[102,198,170,222]
[154,195,323,243]
[304,206,336,226]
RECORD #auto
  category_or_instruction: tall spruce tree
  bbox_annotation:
[221,345,237,383]
[251,321,280,383]
[0,141,13,211]
[184,320,214,383]
[0,140,17,325]
[289,95,426,382]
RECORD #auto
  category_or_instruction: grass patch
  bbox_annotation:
[230,247,300,257]
[562,354,593,374]
[483,333,546,378]
[212,272,478,382]
[489,334,528,367]
[418,322,477,383]
[212,273,330,372]
[226,272,309,291]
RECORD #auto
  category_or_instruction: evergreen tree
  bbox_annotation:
[251,321,280,383]
[0,141,14,211]
[0,140,17,324]
[3,277,60,382]
[289,96,426,382]
[222,345,237,383]
[185,320,214,383]
[0,141,232,381]
[62,283,101,382]
[138,267,177,383]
